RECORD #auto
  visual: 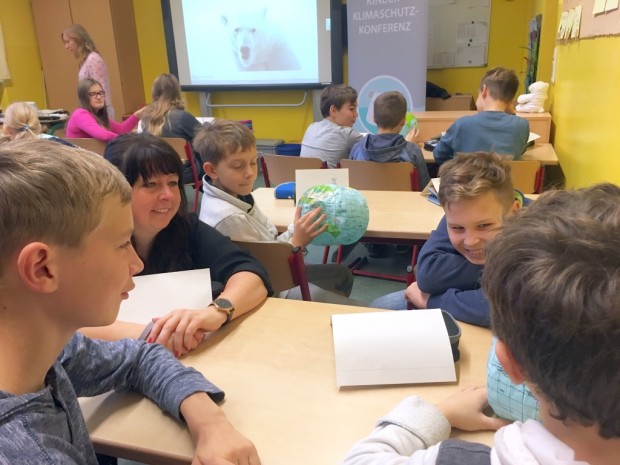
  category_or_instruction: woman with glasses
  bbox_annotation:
[66,78,144,142]
[62,24,115,118]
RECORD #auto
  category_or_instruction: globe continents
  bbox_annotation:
[298,184,369,246]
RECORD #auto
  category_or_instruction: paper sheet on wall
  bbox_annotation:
[331,309,456,387]
[295,168,349,203]
[593,0,607,15]
[455,43,487,67]
[118,269,212,324]
[571,6,583,39]
[606,0,620,12]
[557,11,569,39]
[456,21,488,44]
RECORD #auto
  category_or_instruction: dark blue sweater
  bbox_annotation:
[416,216,490,327]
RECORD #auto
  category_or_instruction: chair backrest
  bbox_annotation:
[64,138,107,156]
[161,137,202,212]
[260,154,325,187]
[233,240,311,301]
[339,159,418,191]
[508,160,544,194]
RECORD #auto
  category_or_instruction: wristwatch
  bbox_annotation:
[210,298,235,327]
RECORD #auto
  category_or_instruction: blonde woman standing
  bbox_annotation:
[62,24,114,118]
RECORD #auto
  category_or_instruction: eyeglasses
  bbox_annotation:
[89,91,105,98]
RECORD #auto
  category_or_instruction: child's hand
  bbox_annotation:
[291,206,328,248]
[404,282,429,308]
[436,386,509,432]
[405,127,420,143]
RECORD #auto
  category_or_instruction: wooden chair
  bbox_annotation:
[260,153,325,187]
[332,159,421,283]
[233,240,312,301]
[509,160,545,194]
[161,137,202,212]
[64,138,107,156]
[339,159,420,192]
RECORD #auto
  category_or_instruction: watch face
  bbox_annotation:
[214,298,233,310]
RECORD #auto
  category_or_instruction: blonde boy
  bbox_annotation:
[0,140,259,464]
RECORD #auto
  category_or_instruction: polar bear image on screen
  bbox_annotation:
[221,7,301,71]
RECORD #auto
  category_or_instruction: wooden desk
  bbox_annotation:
[252,188,444,239]
[80,298,493,465]
[422,142,559,166]
[413,110,552,143]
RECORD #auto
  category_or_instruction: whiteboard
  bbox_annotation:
[427,0,491,69]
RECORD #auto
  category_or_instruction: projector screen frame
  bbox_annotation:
[161,0,344,92]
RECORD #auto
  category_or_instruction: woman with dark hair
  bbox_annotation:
[62,24,115,118]
[65,78,143,141]
[81,132,271,355]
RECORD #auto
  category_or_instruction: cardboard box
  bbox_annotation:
[425,94,475,111]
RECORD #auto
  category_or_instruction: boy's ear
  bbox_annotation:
[510,199,520,215]
[479,84,488,98]
[16,243,59,294]
[495,339,526,384]
[203,161,217,180]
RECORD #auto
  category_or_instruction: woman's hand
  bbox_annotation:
[290,206,328,248]
[146,307,224,356]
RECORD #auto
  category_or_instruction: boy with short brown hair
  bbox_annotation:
[433,67,529,164]
[349,90,430,189]
[0,140,259,464]
[300,84,363,168]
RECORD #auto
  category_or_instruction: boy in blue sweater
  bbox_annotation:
[433,67,529,164]
[349,90,430,189]
[0,140,259,464]
[369,152,522,327]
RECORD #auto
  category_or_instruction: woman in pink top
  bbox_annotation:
[66,78,144,142]
[62,24,115,118]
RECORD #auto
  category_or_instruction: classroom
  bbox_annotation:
[0,1,618,464]
[1,0,618,187]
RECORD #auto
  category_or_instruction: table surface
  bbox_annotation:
[252,188,445,240]
[80,298,494,465]
[422,142,559,165]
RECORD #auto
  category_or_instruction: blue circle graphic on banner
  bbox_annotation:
[355,75,413,134]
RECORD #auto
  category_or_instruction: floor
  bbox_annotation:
[118,174,407,465]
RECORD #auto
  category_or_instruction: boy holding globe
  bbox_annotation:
[195,119,362,304]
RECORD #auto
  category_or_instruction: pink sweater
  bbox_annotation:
[65,108,138,142]
[79,52,114,118]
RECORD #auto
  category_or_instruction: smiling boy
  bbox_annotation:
[0,140,260,464]
[300,84,363,168]
[370,152,522,326]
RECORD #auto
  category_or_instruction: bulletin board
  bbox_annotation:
[561,0,620,38]
[427,0,491,69]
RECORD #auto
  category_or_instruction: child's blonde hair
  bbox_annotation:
[61,24,98,65]
[0,139,131,277]
[141,74,185,136]
[438,152,515,211]
[3,102,42,140]
[193,119,256,166]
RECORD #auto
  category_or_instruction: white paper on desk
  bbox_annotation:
[295,168,349,203]
[117,269,212,324]
[528,132,541,144]
[331,309,456,387]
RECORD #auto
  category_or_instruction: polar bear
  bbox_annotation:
[221,8,301,71]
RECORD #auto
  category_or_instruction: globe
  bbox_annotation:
[297,184,369,246]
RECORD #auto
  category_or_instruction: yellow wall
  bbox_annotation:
[552,36,620,187]
[0,0,46,109]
